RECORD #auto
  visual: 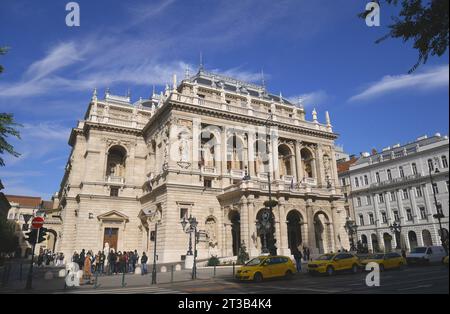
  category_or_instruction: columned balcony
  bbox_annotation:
[201,166,217,175]
[229,169,245,178]
[105,176,125,184]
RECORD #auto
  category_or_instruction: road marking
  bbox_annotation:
[397,284,433,291]
[60,286,184,294]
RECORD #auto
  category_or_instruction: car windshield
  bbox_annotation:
[245,257,264,266]
[370,254,385,259]
[316,255,334,261]
[411,247,427,254]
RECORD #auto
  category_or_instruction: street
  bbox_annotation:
[60,265,448,294]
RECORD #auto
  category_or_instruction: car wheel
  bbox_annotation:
[285,270,293,279]
[379,264,385,272]
[253,272,263,282]
[326,266,334,276]
[351,264,359,274]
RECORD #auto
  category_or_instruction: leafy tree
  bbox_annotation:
[0,219,19,256]
[0,46,22,166]
[361,0,449,73]
[0,46,8,74]
[0,113,22,167]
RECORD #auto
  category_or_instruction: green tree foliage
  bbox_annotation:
[0,113,22,167]
[0,46,22,166]
[0,219,19,255]
[362,0,449,73]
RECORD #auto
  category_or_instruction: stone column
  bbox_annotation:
[306,200,317,255]
[192,118,201,170]
[278,200,289,256]
[271,133,280,180]
[396,189,407,225]
[295,141,303,182]
[247,132,255,178]
[221,127,228,176]
[408,187,419,222]
[384,192,394,223]
[239,200,250,256]
[422,183,433,220]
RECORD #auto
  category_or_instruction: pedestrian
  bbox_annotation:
[293,248,303,273]
[401,248,406,259]
[79,249,86,270]
[141,252,148,275]
[83,252,93,284]
[133,250,139,272]
[302,247,307,262]
[306,247,311,261]
[99,251,105,274]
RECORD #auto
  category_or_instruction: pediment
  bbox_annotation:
[97,210,129,222]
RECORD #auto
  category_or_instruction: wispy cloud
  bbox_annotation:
[349,65,449,102]
[288,90,329,107]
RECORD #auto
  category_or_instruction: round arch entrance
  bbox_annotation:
[286,210,303,254]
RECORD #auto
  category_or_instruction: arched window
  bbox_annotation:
[442,155,448,168]
[427,159,434,172]
[227,135,244,170]
[106,145,127,178]
[399,166,405,178]
[300,148,314,178]
[278,144,293,178]
[411,163,418,175]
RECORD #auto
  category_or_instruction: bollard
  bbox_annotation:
[214,264,216,278]
[232,262,235,277]
[171,265,174,283]
[121,270,126,288]
[94,271,99,289]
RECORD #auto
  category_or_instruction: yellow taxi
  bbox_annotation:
[443,255,449,266]
[307,252,361,276]
[235,256,296,281]
[360,252,406,271]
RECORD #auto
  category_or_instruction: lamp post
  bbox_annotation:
[429,163,448,254]
[150,210,161,285]
[261,113,277,256]
[389,221,402,250]
[181,215,198,280]
[344,217,357,251]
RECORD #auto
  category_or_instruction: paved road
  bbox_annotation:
[59,265,448,294]
[2,264,448,294]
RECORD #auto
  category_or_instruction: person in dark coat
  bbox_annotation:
[293,248,303,273]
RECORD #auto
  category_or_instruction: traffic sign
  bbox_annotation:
[31,217,44,229]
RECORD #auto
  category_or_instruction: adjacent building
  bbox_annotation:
[5,195,61,257]
[341,134,449,253]
[53,68,350,264]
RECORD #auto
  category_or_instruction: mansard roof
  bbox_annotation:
[187,69,295,106]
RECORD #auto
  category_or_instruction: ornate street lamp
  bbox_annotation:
[389,221,402,250]
[150,210,161,285]
[344,217,357,251]
[180,214,199,280]
[429,163,448,254]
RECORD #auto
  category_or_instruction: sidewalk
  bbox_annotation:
[0,262,310,293]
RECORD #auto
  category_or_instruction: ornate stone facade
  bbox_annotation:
[54,69,349,263]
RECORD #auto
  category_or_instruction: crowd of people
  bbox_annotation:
[35,250,64,267]
[71,249,149,278]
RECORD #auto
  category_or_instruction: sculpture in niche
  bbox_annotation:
[179,132,190,162]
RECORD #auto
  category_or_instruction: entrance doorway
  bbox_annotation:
[104,228,119,251]
[287,210,303,254]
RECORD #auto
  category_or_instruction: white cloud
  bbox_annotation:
[25,42,82,80]
[349,65,449,102]
[288,90,328,107]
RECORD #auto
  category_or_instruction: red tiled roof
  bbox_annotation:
[337,157,358,173]
[6,195,42,208]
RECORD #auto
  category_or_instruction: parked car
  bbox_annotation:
[307,253,361,276]
[235,256,296,281]
[360,252,406,271]
[406,246,447,265]
[443,255,448,266]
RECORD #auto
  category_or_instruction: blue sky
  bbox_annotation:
[0,0,448,199]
